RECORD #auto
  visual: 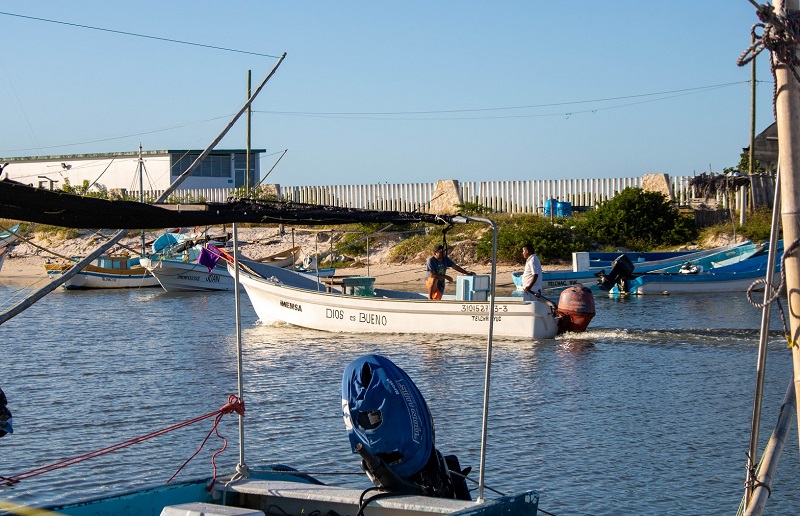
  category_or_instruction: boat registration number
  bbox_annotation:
[461,304,508,313]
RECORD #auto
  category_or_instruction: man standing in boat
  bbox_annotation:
[521,243,542,301]
[426,244,473,300]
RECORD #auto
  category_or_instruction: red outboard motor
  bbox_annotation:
[556,286,596,333]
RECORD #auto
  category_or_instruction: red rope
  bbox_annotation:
[0,395,245,487]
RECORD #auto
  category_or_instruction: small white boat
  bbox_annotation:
[228,259,596,339]
[256,245,301,268]
[142,245,336,292]
[45,254,160,289]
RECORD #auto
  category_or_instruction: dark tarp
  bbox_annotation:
[0,179,453,229]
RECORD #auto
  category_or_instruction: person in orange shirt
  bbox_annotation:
[425,244,473,300]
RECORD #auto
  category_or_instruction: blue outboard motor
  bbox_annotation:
[342,354,470,500]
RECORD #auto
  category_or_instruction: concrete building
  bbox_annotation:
[0,149,265,194]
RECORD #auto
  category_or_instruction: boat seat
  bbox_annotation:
[162,502,265,515]
[213,479,477,515]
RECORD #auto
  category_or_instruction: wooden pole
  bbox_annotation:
[246,69,252,194]
[772,0,800,452]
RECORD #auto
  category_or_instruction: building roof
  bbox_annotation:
[0,149,267,161]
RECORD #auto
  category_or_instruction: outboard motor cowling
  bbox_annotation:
[342,354,470,500]
[556,285,596,333]
[596,254,635,292]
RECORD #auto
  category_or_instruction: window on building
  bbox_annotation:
[233,153,258,187]
[171,153,233,178]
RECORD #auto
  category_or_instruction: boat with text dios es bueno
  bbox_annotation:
[223,248,596,340]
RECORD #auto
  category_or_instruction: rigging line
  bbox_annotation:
[256,81,750,116]
[0,115,234,154]
[87,156,116,191]
[0,11,281,58]
[257,84,742,121]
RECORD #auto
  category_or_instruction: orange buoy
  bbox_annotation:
[556,286,596,333]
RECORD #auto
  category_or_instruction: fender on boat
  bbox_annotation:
[556,285,596,333]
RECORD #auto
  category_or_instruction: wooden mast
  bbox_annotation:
[772,0,800,449]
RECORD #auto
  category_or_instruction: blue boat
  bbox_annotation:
[512,241,765,292]
[609,248,782,295]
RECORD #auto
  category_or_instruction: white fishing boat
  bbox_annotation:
[142,244,336,292]
[44,254,161,289]
[226,222,596,340]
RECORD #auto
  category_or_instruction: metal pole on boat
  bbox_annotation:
[232,222,248,474]
[246,70,252,196]
[457,215,497,503]
[746,162,781,504]
[771,0,800,450]
[744,381,797,515]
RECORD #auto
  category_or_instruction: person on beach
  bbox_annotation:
[521,243,543,301]
[426,244,473,300]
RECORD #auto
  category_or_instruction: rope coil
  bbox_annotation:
[739,1,800,118]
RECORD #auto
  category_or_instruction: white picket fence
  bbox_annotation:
[136,175,771,214]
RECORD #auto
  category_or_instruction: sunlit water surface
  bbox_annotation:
[0,283,798,515]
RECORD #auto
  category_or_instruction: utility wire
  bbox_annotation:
[256,81,752,117]
[0,11,281,58]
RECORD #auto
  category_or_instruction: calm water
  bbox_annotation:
[0,280,798,515]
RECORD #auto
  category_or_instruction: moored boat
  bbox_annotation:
[611,251,782,295]
[44,254,160,289]
[512,240,766,292]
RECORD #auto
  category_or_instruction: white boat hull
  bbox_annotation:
[235,266,560,339]
[48,269,160,289]
[141,257,235,292]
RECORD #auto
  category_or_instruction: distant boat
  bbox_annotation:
[142,244,335,292]
[0,223,21,250]
[609,251,781,295]
[512,241,764,292]
[44,254,161,289]
[256,245,301,268]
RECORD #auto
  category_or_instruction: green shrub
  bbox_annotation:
[475,215,592,263]
[574,187,696,251]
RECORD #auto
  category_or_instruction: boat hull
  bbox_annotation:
[141,257,235,292]
[235,266,560,339]
[624,271,769,295]
[45,263,160,289]
[45,473,539,515]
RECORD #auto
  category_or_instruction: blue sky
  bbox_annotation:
[0,1,777,186]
